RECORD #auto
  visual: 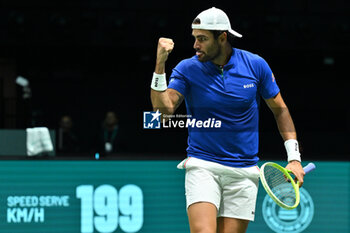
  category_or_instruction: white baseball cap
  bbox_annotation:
[191,7,242,38]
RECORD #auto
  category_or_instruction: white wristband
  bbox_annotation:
[151,72,167,91]
[284,139,301,162]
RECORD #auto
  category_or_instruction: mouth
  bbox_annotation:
[196,51,204,57]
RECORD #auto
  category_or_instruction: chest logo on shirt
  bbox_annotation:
[243,83,255,89]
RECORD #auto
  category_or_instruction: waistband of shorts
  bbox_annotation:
[184,157,260,178]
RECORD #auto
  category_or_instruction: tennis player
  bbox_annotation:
[150,7,305,233]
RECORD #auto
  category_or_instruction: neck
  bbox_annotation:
[212,43,232,66]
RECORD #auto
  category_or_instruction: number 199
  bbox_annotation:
[76,184,143,233]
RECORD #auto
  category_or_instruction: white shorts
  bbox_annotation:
[178,157,260,221]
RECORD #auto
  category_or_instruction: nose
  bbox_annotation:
[193,39,200,50]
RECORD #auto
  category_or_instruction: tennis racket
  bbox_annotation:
[259,162,316,210]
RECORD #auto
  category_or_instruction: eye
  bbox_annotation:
[197,37,207,42]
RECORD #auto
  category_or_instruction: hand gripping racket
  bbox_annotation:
[259,162,316,210]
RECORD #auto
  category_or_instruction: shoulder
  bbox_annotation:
[172,56,203,79]
[235,48,271,75]
[175,56,202,70]
[235,48,266,64]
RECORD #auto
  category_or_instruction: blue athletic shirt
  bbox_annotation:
[167,48,280,168]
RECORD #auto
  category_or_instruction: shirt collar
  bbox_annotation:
[206,48,236,71]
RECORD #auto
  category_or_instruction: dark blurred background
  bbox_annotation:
[0,0,348,160]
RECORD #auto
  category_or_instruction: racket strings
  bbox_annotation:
[264,165,297,206]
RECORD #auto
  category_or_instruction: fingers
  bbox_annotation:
[294,171,305,187]
[285,161,305,187]
[158,37,174,54]
[156,37,174,65]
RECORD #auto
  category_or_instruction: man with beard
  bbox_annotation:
[150,7,305,233]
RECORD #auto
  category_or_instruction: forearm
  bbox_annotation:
[266,91,302,165]
[154,60,165,74]
[151,37,178,115]
[274,107,297,141]
[151,59,174,114]
[274,107,302,162]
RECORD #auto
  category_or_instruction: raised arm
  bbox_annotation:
[151,38,184,115]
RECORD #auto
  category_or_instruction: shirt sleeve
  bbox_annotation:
[167,63,190,97]
[257,57,280,99]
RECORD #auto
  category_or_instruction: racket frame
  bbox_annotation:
[260,162,300,210]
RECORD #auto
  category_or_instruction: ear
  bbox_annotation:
[219,32,227,43]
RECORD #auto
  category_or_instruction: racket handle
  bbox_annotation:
[303,163,316,174]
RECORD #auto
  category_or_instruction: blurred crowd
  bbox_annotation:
[56,111,124,157]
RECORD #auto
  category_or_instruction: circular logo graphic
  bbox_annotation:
[262,187,314,233]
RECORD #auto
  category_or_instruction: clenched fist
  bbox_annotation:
[156,38,174,65]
